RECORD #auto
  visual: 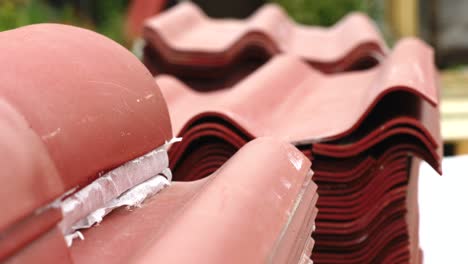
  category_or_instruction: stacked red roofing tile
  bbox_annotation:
[143,2,388,89]
[0,24,318,263]
[72,138,318,264]
[144,2,442,264]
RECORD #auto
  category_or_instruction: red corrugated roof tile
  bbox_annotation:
[158,38,441,175]
[143,1,387,81]
[70,138,318,264]
[157,38,437,144]
[149,17,440,262]
[0,23,318,264]
[0,2,443,262]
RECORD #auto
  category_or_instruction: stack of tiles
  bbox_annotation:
[143,1,387,89]
[144,3,441,264]
[71,138,319,264]
[0,24,318,264]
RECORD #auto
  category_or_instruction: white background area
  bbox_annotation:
[419,155,468,263]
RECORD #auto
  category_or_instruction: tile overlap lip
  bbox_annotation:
[143,1,387,73]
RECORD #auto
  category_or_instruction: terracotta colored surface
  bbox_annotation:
[0,24,172,189]
[0,100,64,234]
[407,157,422,264]
[70,180,208,263]
[0,22,315,264]
[0,208,61,261]
[0,13,440,264]
[71,138,318,264]
[4,227,72,264]
[154,30,440,262]
[126,0,167,39]
[167,142,419,262]
[162,102,439,263]
[143,1,387,80]
[0,24,173,262]
[158,38,438,146]
[160,38,441,180]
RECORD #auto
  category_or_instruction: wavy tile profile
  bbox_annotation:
[0,24,318,264]
[158,37,440,153]
[156,37,440,263]
[143,1,387,78]
[71,138,318,264]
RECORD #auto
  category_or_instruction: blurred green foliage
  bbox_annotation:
[92,1,128,45]
[0,0,60,30]
[1,0,382,46]
[0,0,129,45]
[270,0,378,26]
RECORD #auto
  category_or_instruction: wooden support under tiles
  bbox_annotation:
[441,69,468,155]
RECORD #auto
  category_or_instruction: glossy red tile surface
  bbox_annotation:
[143,1,387,82]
